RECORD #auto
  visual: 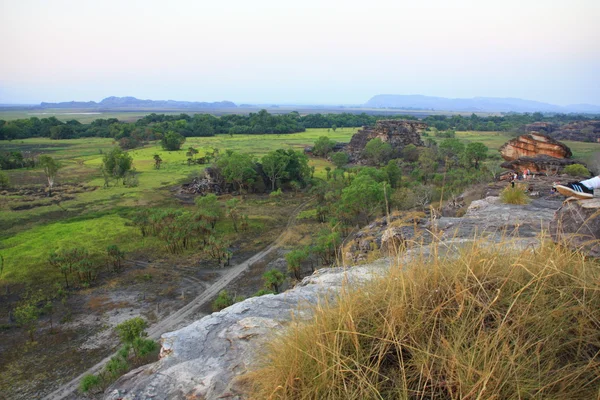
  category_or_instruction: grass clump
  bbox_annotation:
[246,240,600,399]
[500,183,530,205]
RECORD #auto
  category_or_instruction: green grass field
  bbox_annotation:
[0,129,356,285]
[2,128,598,286]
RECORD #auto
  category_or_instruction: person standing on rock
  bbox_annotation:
[554,176,600,199]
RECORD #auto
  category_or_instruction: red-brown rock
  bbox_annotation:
[499,132,572,161]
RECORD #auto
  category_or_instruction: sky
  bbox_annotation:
[0,0,599,105]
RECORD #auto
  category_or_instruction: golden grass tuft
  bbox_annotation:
[500,183,530,205]
[246,240,600,399]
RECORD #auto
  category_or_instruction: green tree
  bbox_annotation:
[107,245,125,272]
[115,317,148,344]
[39,155,61,196]
[102,147,133,185]
[313,136,336,157]
[161,131,186,151]
[439,138,465,163]
[195,194,224,229]
[14,302,39,342]
[262,150,290,191]
[153,154,162,169]
[263,269,285,294]
[216,151,257,192]
[363,138,393,166]
[385,160,402,188]
[463,142,488,169]
[331,152,349,169]
[285,248,309,280]
[402,144,419,162]
[0,171,9,189]
[340,175,386,224]
[226,198,241,232]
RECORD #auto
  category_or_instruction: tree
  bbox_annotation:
[313,136,336,157]
[0,171,9,189]
[14,302,39,342]
[262,150,290,191]
[439,138,465,163]
[115,317,148,344]
[463,142,488,169]
[195,194,224,229]
[340,175,386,224]
[226,198,241,232]
[107,245,125,272]
[285,248,309,280]
[263,269,285,294]
[102,147,133,185]
[153,154,162,169]
[38,155,61,196]
[161,131,186,151]
[402,144,419,162]
[363,138,393,166]
[331,152,349,169]
[216,151,257,192]
[385,160,402,188]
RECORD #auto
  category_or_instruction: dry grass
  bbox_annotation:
[500,183,530,205]
[246,239,600,399]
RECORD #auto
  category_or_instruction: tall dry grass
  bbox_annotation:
[500,183,531,205]
[246,239,600,399]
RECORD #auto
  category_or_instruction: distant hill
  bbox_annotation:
[39,96,237,109]
[365,94,600,114]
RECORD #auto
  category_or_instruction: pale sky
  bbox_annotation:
[1,0,599,105]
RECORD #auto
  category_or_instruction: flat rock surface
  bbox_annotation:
[105,195,564,400]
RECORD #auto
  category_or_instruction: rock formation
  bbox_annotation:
[524,122,558,134]
[346,120,427,162]
[105,193,564,400]
[499,132,575,174]
[551,198,600,257]
[550,120,600,143]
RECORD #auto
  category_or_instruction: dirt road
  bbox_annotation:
[42,199,312,400]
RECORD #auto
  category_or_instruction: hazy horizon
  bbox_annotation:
[1,0,599,106]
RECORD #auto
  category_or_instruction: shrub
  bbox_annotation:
[500,184,530,205]
[80,374,101,393]
[0,171,9,189]
[212,290,236,312]
[564,163,590,177]
[246,240,600,399]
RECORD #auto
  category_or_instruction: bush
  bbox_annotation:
[212,290,236,312]
[564,163,590,177]
[0,171,9,189]
[500,184,530,205]
[80,374,101,393]
[246,240,600,399]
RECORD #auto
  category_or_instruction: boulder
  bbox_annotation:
[499,132,572,161]
[346,120,427,162]
[550,198,600,257]
[500,154,579,174]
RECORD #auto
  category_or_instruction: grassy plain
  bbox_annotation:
[0,129,356,285]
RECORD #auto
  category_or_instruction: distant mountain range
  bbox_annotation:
[365,95,600,114]
[39,96,237,109]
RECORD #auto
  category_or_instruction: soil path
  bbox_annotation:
[42,198,313,400]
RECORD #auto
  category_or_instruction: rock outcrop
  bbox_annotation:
[105,193,566,400]
[551,198,600,257]
[500,132,572,161]
[550,120,600,143]
[346,120,427,162]
[499,132,575,174]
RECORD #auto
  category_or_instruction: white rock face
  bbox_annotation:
[105,259,391,400]
[105,196,562,400]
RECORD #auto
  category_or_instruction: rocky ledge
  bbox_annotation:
[105,194,597,400]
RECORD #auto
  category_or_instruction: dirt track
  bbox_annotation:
[42,199,312,400]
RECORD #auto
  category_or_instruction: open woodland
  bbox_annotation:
[1,112,600,398]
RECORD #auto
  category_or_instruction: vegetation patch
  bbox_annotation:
[247,240,600,399]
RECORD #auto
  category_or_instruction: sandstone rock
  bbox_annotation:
[524,122,558,134]
[500,154,579,174]
[548,120,600,143]
[106,194,562,400]
[500,132,572,161]
[550,198,600,257]
[346,120,427,162]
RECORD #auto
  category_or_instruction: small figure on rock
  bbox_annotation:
[554,176,600,200]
